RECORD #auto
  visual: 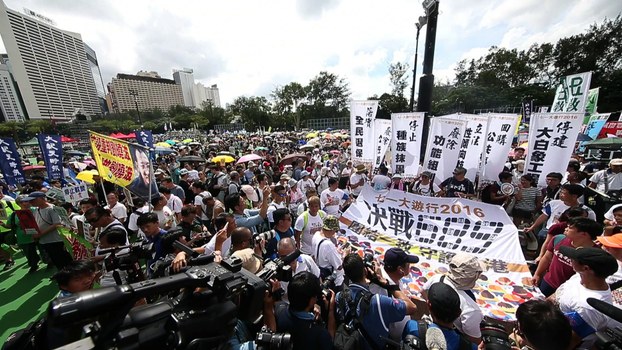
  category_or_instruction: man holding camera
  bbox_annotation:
[225,186,271,234]
[264,208,295,260]
[277,237,320,302]
[369,248,420,341]
[336,253,417,350]
[312,215,347,289]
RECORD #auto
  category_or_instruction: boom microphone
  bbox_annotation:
[587,297,622,323]
[425,326,447,350]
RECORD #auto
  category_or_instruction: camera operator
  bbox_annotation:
[510,300,572,350]
[336,253,417,350]
[136,212,167,276]
[403,282,477,350]
[422,253,485,344]
[277,237,320,302]
[229,227,265,269]
[263,271,335,350]
[85,206,129,257]
[369,248,420,341]
[263,208,295,259]
[313,215,348,290]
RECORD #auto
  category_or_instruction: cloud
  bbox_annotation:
[295,0,340,19]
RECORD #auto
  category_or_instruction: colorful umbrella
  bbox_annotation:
[182,138,193,144]
[155,147,177,155]
[69,161,88,171]
[306,132,318,138]
[165,140,176,145]
[212,155,235,163]
[23,165,46,171]
[76,170,99,184]
[237,154,262,164]
[330,150,341,155]
[156,142,172,148]
[279,153,307,165]
[255,146,269,151]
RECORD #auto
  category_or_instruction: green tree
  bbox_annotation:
[228,96,272,131]
[369,93,409,119]
[305,71,351,120]
[271,82,306,129]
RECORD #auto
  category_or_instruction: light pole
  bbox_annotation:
[128,89,141,125]
[409,15,428,112]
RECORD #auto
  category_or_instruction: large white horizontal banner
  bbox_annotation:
[350,100,378,163]
[524,113,583,186]
[339,185,537,321]
[391,112,425,178]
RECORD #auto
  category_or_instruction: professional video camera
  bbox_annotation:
[100,241,154,284]
[42,256,266,350]
[255,326,292,350]
[587,298,622,350]
[151,241,217,279]
[480,320,511,350]
[256,249,301,284]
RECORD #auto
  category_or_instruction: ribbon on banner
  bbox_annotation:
[0,138,26,187]
[524,113,583,186]
[373,119,391,170]
[422,117,467,184]
[37,134,63,180]
[350,100,378,163]
[391,112,425,178]
[339,185,538,321]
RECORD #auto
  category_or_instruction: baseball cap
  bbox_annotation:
[301,170,310,177]
[392,174,403,179]
[179,169,189,175]
[383,248,419,268]
[280,174,290,181]
[22,191,46,201]
[355,164,366,173]
[427,282,461,314]
[559,246,618,277]
[597,234,622,249]
[610,159,622,166]
[421,171,433,178]
[449,253,486,280]
[241,185,259,202]
[232,248,262,274]
[322,215,340,231]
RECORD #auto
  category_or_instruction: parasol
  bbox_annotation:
[76,170,99,184]
[212,155,235,163]
[23,165,45,171]
[237,154,262,164]
[279,153,306,165]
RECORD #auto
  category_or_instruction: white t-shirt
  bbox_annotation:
[320,188,346,215]
[589,169,622,192]
[349,173,367,196]
[166,194,183,214]
[341,167,352,177]
[543,200,596,229]
[604,203,622,222]
[267,201,286,223]
[154,207,176,229]
[413,181,441,197]
[194,191,211,220]
[294,210,326,254]
[201,236,231,257]
[556,273,615,349]
[105,202,128,222]
[311,232,344,286]
[297,178,316,194]
[372,175,392,191]
[281,254,321,303]
[422,274,483,339]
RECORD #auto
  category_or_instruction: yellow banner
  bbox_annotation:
[89,131,135,187]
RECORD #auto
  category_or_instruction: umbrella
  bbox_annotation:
[182,138,193,144]
[178,155,206,163]
[217,151,236,157]
[340,141,351,148]
[165,140,176,145]
[155,142,172,148]
[237,154,262,164]
[154,147,177,155]
[212,155,235,163]
[69,161,88,171]
[83,159,96,166]
[306,132,318,138]
[279,153,306,165]
[308,137,320,144]
[300,144,315,150]
[330,150,341,155]
[255,146,269,151]
[65,150,87,157]
[208,143,220,148]
[188,142,201,146]
[61,135,79,142]
[23,165,45,171]
[584,137,622,150]
[76,170,99,184]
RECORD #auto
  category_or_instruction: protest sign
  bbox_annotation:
[481,114,520,183]
[598,121,622,138]
[37,134,63,180]
[350,100,378,163]
[551,71,592,113]
[524,113,583,186]
[63,183,90,203]
[422,117,467,184]
[446,114,488,182]
[391,112,425,178]
[578,113,610,152]
[0,138,26,187]
[339,185,536,321]
[373,119,391,170]
[90,131,158,200]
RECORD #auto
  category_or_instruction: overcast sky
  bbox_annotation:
[1,0,620,106]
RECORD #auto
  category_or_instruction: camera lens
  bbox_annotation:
[480,321,512,350]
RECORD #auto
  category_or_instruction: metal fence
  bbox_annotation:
[305,117,349,130]
[472,105,546,115]
[213,123,245,133]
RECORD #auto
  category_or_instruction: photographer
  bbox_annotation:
[312,215,348,290]
[136,212,167,276]
[403,282,477,350]
[264,208,295,259]
[336,253,417,350]
[225,186,271,234]
[511,300,572,350]
[265,271,335,350]
[369,248,420,341]
[277,237,320,302]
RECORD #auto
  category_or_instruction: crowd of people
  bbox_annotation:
[1,130,622,350]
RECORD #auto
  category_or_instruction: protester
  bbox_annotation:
[439,167,475,198]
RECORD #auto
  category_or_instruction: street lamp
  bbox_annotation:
[409,15,428,112]
[128,89,142,125]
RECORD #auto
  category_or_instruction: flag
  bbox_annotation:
[551,72,592,113]
[373,119,391,170]
[422,117,467,184]
[0,138,25,186]
[37,134,63,180]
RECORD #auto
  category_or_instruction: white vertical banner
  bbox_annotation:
[481,114,520,182]
[445,114,489,182]
[350,100,379,163]
[391,112,425,178]
[551,71,592,113]
[423,117,467,185]
[524,113,583,186]
[373,119,392,170]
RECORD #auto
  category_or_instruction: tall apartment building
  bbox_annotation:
[196,83,221,108]
[0,3,101,120]
[108,73,184,113]
[0,62,26,121]
[84,43,108,114]
[173,68,221,108]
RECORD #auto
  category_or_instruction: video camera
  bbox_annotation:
[587,298,622,350]
[99,241,154,284]
[480,320,512,350]
[44,256,266,350]
[256,249,301,284]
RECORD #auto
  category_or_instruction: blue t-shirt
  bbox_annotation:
[337,283,407,350]
[146,229,167,275]
[265,227,294,260]
[402,320,477,350]
[276,307,333,350]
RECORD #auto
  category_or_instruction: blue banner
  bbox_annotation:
[37,134,63,180]
[0,138,26,186]
[135,130,154,149]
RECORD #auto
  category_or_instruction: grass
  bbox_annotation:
[0,251,59,344]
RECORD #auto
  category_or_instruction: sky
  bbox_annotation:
[1,0,621,107]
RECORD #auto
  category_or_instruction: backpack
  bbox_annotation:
[207,173,225,197]
[225,181,241,197]
[334,285,377,350]
[301,210,326,232]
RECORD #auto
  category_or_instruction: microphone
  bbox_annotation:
[587,297,622,323]
[425,327,447,350]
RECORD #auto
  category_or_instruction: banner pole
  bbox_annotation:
[476,114,492,199]
[148,149,154,213]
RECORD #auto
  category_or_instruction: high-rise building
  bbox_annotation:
[108,73,184,113]
[0,2,101,120]
[0,62,26,122]
[173,68,196,108]
[193,82,221,108]
[84,43,108,115]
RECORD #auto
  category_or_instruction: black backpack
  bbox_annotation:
[207,173,225,197]
[2,319,46,350]
[334,285,377,350]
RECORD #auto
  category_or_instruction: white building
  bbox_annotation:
[0,63,26,121]
[108,73,184,113]
[0,2,101,120]
[173,68,221,108]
